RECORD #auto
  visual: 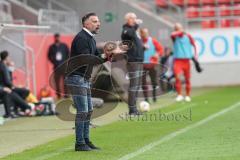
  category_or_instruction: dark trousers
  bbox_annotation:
[54,72,65,98]
[10,92,31,112]
[65,75,93,145]
[1,92,13,116]
[1,90,30,115]
[127,62,143,109]
[142,66,158,101]
[13,87,30,100]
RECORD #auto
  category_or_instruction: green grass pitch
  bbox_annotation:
[1,87,240,160]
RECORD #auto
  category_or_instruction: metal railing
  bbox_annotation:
[0,1,13,22]
[38,9,79,34]
[18,0,72,11]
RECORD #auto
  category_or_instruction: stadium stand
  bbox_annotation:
[151,0,240,29]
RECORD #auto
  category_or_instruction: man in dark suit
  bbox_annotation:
[65,12,121,151]
[48,33,69,99]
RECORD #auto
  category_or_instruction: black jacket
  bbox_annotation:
[0,61,13,88]
[121,24,144,62]
[48,42,69,68]
[67,29,106,79]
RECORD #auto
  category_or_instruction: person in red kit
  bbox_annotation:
[171,23,197,102]
[140,28,164,102]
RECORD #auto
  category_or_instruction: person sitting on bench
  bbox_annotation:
[0,51,32,116]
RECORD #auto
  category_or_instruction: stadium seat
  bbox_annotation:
[201,6,215,17]
[219,5,231,16]
[233,4,240,16]
[233,19,240,27]
[186,7,199,18]
[155,0,167,8]
[220,19,232,27]
[218,0,231,4]
[201,20,216,28]
[202,0,215,5]
[233,0,240,2]
[171,0,184,6]
[187,0,199,6]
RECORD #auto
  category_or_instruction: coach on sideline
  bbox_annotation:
[65,12,123,152]
[121,12,144,115]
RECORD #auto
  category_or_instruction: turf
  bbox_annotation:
[1,87,240,160]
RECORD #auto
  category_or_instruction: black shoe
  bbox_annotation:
[86,141,101,150]
[3,114,10,119]
[129,107,142,115]
[4,112,19,119]
[75,144,92,151]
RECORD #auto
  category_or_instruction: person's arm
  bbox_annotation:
[74,37,91,55]
[62,44,70,61]
[187,33,197,59]
[152,38,164,56]
[2,65,13,88]
[0,85,12,94]
[121,27,136,40]
[47,45,55,64]
[171,31,184,42]
[95,48,109,62]
[64,44,70,58]
[74,37,107,63]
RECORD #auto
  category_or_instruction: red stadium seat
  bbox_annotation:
[186,7,199,18]
[201,6,215,17]
[218,0,231,4]
[187,0,199,6]
[219,5,231,16]
[233,19,240,27]
[233,0,240,2]
[155,0,167,8]
[202,0,215,5]
[220,19,231,27]
[171,0,184,6]
[233,4,240,16]
[201,20,216,28]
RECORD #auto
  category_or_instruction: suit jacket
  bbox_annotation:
[47,42,69,68]
[121,24,144,62]
[67,29,106,79]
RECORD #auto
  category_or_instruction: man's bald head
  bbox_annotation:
[125,12,137,27]
[125,12,141,27]
[140,28,149,39]
[174,23,184,32]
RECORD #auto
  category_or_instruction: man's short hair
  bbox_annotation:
[124,12,137,21]
[82,12,97,25]
[0,50,9,61]
[54,33,60,38]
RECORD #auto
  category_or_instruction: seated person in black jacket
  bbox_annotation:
[0,51,32,116]
[6,60,30,100]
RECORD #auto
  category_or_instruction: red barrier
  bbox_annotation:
[24,32,74,98]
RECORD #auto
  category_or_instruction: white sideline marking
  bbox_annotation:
[117,102,240,160]
[167,103,197,114]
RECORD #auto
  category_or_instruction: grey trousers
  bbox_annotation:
[127,62,143,108]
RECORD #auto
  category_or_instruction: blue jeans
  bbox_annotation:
[64,75,93,145]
